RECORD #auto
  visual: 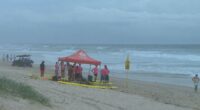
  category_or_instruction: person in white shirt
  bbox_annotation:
[192,74,200,92]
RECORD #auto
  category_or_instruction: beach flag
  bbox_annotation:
[124,54,131,91]
[125,55,130,71]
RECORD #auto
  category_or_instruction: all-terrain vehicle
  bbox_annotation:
[12,55,34,67]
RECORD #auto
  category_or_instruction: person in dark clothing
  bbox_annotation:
[68,65,75,81]
[40,61,45,77]
[6,54,9,62]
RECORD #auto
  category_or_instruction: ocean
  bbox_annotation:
[0,44,200,78]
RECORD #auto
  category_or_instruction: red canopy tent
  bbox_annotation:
[58,50,101,65]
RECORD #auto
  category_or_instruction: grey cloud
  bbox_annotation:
[0,0,200,44]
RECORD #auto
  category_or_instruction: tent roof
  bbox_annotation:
[58,50,101,65]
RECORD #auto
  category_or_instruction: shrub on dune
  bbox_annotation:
[0,76,50,106]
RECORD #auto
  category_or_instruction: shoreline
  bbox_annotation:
[111,71,194,87]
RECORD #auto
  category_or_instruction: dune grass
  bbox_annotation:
[0,76,50,106]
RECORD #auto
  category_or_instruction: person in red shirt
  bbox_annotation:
[75,64,83,81]
[101,65,110,82]
[92,65,98,82]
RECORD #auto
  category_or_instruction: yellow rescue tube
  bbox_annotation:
[57,81,117,89]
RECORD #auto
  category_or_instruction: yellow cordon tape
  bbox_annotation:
[57,81,117,89]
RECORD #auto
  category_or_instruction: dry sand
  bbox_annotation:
[0,61,198,110]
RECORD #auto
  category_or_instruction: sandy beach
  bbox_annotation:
[0,0,199,109]
[0,61,199,110]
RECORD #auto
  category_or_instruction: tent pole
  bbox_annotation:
[89,64,91,75]
[126,69,129,92]
[88,64,91,81]
[99,64,102,83]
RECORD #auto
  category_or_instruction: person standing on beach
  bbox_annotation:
[6,54,9,62]
[92,65,98,82]
[68,64,73,81]
[192,74,200,92]
[55,62,59,78]
[64,62,69,78]
[101,65,110,82]
[56,61,61,80]
[77,64,83,81]
[60,61,65,78]
[40,61,45,77]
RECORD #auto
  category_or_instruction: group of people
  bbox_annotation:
[54,61,110,82]
[2,54,16,62]
[57,62,110,82]
[39,60,110,82]
[54,61,83,81]
[40,60,200,92]
[90,65,110,82]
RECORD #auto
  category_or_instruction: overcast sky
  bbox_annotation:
[0,0,200,44]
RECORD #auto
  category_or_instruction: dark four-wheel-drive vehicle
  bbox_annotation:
[12,55,34,67]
